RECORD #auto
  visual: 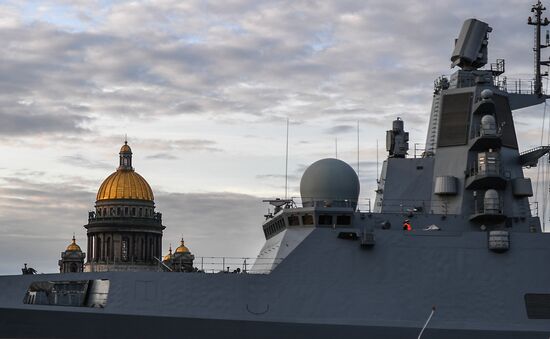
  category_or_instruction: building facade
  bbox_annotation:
[84,141,165,272]
[58,236,86,273]
[162,239,195,272]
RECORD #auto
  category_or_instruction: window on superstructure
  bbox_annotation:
[23,280,110,308]
[302,214,314,225]
[318,215,333,225]
[336,215,352,226]
[288,215,300,226]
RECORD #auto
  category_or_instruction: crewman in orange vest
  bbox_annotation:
[403,219,412,231]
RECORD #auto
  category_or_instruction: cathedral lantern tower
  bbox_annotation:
[84,141,165,272]
[59,236,86,273]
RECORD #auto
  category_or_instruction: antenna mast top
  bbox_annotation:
[528,0,550,96]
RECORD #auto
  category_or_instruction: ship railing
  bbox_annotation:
[192,256,284,274]
[286,197,373,213]
[83,257,284,274]
[465,165,508,178]
[494,77,538,95]
[374,199,448,214]
[411,143,426,158]
[471,197,504,215]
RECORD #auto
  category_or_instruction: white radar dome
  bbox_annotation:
[300,158,360,209]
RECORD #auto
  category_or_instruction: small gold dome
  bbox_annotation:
[96,170,154,201]
[120,142,132,153]
[163,245,173,262]
[175,239,190,254]
[66,236,82,252]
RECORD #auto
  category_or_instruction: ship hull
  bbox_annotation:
[0,307,548,339]
[2,228,550,338]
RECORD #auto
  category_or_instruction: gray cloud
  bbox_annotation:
[325,125,355,134]
[0,111,89,136]
[59,154,111,170]
[146,152,178,160]
[0,0,535,142]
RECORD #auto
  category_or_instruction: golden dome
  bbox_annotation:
[120,142,132,153]
[96,141,153,201]
[163,245,173,262]
[175,239,190,254]
[66,236,81,252]
[96,170,154,201]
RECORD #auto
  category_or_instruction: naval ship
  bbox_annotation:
[3,2,550,339]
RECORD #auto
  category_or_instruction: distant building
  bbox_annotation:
[84,141,166,272]
[59,236,85,273]
[162,239,195,272]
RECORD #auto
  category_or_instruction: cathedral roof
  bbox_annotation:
[97,171,154,201]
[175,239,190,254]
[66,236,82,252]
[163,245,173,262]
[96,142,154,202]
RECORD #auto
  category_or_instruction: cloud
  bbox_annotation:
[146,152,178,160]
[325,125,355,134]
[59,154,111,170]
[0,111,89,136]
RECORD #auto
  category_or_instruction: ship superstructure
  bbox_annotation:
[2,3,550,339]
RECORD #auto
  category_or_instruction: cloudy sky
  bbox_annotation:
[0,0,548,274]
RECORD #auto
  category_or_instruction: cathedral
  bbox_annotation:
[58,141,194,272]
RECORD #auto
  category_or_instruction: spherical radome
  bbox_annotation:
[481,115,496,125]
[300,158,360,209]
[481,89,493,99]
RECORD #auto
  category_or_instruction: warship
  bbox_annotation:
[3,2,550,339]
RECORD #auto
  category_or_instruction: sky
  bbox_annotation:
[0,0,548,274]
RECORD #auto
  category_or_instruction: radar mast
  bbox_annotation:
[528,0,550,96]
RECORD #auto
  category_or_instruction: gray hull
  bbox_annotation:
[2,227,550,338]
[0,308,548,339]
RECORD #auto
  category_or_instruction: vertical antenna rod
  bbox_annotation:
[285,118,289,199]
[528,0,550,96]
[376,139,379,183]
[357,121,360,176]
[335,138,338,159]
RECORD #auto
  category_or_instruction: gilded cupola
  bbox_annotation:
[66,235,82,252]
[96,141,154,202]
[175,239,190,254]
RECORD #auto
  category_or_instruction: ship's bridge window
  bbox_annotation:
[23,279,109,308]
[336,215,352,226]
[302,214,314,225]
[318,215,333,225]
[288,215,300,226]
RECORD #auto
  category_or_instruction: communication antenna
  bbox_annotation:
[376,139,380,183]
[357,121,360,176]
[335,138,338,159]
[528,0,550,96]
[285,118,289,199]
